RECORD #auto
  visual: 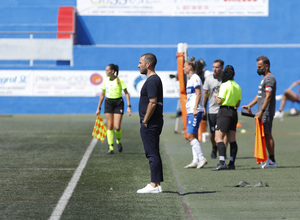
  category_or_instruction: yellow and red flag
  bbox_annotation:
[92,115,107,142]
[254,117,267,164]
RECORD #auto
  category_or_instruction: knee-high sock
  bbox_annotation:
[115,129,122,144]
[190,138,205,163]
[107,129,114,150]
[217,142,226,163]
[230,141,238,162]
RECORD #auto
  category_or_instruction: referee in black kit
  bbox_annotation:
[136,53,164,194]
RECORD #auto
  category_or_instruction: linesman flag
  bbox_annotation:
[92,115,107,142]
[254,117,267,164]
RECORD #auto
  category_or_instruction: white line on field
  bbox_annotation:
[48,138,98,220]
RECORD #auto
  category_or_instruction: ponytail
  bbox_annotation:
[107,64,120,85]
[115,64,120,85]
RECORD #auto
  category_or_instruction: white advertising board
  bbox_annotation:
[0,70,179,98]
[77,0,269,17]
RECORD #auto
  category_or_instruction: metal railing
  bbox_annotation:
[0,31,74,38]
[0,31,74,66]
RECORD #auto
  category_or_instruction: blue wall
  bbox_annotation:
[1,0,300,114]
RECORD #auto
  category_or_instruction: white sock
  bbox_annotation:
[190,138,205,162]
[191,147,198,164]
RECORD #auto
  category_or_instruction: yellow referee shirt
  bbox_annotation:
[218,80,241,107]
[101,77,127,99]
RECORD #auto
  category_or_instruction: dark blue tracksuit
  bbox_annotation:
[139,74,164,183]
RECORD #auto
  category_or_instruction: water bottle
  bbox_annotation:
[192,117,197,127]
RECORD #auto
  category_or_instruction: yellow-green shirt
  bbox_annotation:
[218,80,241,107]
[102,77,127,99]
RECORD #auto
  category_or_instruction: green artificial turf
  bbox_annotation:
[0,113,299,219]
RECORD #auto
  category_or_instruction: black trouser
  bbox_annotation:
[140,120,164,183]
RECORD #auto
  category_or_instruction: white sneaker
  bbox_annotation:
[196,159,208,169]
[259,162,264,169]
[274,111,284,118]
[260,159,278,169]
[184,162,197,168]
[275,95,283,101]
[137,184,161,193]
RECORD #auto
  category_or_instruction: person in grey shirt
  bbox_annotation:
[203,59,227,159]
[242,56,277,169]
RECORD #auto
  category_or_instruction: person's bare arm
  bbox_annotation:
[255,92,272,119]
[123,88,132,116]
[202,90,209,115]
[193,87,201,117]
[96,90,106,115]
[242,95,258,110]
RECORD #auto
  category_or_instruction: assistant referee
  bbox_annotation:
[96,64,131,154]
[212,65,241,171]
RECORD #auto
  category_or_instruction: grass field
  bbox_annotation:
[0,113,299,219]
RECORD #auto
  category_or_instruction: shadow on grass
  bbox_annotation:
[233,165,300,170]
[275,166,300,169]
[163,191,217,196]
[238,156,255,160]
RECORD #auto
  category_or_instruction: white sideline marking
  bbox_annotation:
[49,138,98,220]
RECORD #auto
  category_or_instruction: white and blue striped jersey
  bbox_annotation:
[186,73,204,114]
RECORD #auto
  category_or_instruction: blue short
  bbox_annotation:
[186,112,203,134]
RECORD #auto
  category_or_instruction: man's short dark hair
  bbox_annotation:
[257,56,270,67]
[141,53,157,68]
[213,59,224,68]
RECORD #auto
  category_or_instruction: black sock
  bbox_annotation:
[230,142,238,163]
[217,142,226,165]
[269,155,275,162]
[217,142,226,157]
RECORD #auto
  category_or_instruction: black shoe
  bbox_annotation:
[117,143,123,153]
[227,163,235,170]
[211,151,217,159]
[211,163,227,171]
[106,150,114,155]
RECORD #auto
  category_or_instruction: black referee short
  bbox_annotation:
[215,106,238,132]
[104,98,124,114]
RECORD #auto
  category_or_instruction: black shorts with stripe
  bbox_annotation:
[215,106,238,132]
